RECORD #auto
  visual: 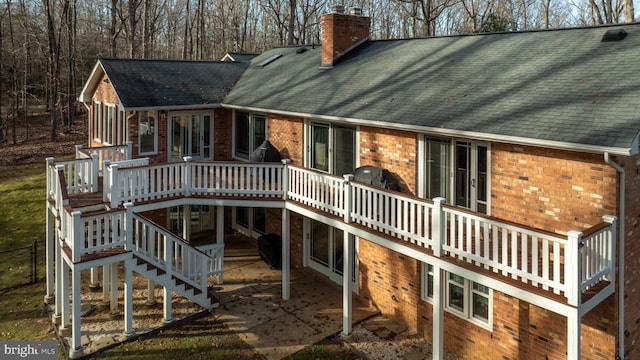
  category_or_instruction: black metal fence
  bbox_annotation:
[0,240,44,293]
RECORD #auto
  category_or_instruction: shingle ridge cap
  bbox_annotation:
[368,21,640,43]
[98,57,238,64]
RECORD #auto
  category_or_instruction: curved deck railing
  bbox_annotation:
[47,151,616,307]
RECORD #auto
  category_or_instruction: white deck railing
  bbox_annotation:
[197,243,225,278]
[130,211,210,297]
[286,167,347,218]
[46,156,99,195]
[49,155,616,306]
[104,158,285,208]
[76,142,133,176]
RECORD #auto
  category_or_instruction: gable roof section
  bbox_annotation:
[224,25,640,155]
[221,52,259,62]
[80,58,248,111]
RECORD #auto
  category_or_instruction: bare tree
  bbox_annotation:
[43,0,61,140]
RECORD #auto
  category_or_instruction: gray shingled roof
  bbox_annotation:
[99,58,248,109]
[224,24,640,154]
[222,52,259,62]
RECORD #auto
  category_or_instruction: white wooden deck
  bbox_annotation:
[47,145,616,309]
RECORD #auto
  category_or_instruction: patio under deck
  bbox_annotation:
[56,234,379,360]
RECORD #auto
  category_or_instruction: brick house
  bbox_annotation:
[46,6,640,360]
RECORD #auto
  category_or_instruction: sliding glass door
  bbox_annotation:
[169,112,213,161]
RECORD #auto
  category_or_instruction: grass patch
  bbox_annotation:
[0,162,361,360]
[0,162,56,348]
[0,162,47,249]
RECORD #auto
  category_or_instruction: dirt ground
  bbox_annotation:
[0,113,87,168]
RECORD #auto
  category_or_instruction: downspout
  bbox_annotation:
[126,110,137,148]
[605,152,625,360]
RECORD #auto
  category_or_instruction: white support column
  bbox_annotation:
[163,287,173,324]
[110,262,118,315]
[102,264,111,306]
[89,267,100,290]
[123,259,135,338]
[216,206,224,285]
[44,205,55,304]
[70,265,82,359]
[146,279,156,306]
[163,230,173,324]
[53,236,62,324]
[282,208,290,300]
[432,266,445,360]
[567,309,581,360]
[183,205,191,242]
[341,231,353,337]
[60,260,70,332]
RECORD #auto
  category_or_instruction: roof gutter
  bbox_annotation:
[221,103,633,156]
[604,152,625,360]
[124,103,222,112]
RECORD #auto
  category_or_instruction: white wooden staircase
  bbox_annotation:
[129,213,222,309]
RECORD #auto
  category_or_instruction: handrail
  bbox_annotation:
[130,212,210,297]
[49,153,616,306]
[76,142,133,176]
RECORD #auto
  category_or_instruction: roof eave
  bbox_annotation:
[124,103,223,112]
[221,103,634,156]
[78,60,105,103]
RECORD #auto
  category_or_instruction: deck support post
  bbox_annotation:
[216,206,224,284]
[183,204,191,242]
[60,260,71,332]
[102,264,111,306]
[282,208,290,300]
[89,267,100,289]
[163,287,173,324]
[341,230,353,337]
[70,264,82,359]
[53,235,63,324]
[567,309,581,360]
[432,265,444,360]
[110,262,118,315]
[44,204,55,304]
[123,259,135,338]
[146,279,156,305]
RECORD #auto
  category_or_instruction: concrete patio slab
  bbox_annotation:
[211,253,379,360]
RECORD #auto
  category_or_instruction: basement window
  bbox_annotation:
[421,263,493,330]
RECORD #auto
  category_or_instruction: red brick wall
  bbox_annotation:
[619,154,640,359]
[358,239,617,360]
[490,144,617,233]
[358,126,417,194]
[266,114,304,165]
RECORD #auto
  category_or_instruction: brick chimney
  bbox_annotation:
[321,5,371,67]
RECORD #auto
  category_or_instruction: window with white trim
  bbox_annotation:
[234,111,266,160]
[421,263,492,329]
[419,136,490,214]
[139,111,157,154]
[102,103,115,145]
[307,121,356,176]
[93,101,101,140]
[116,108,127,145]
